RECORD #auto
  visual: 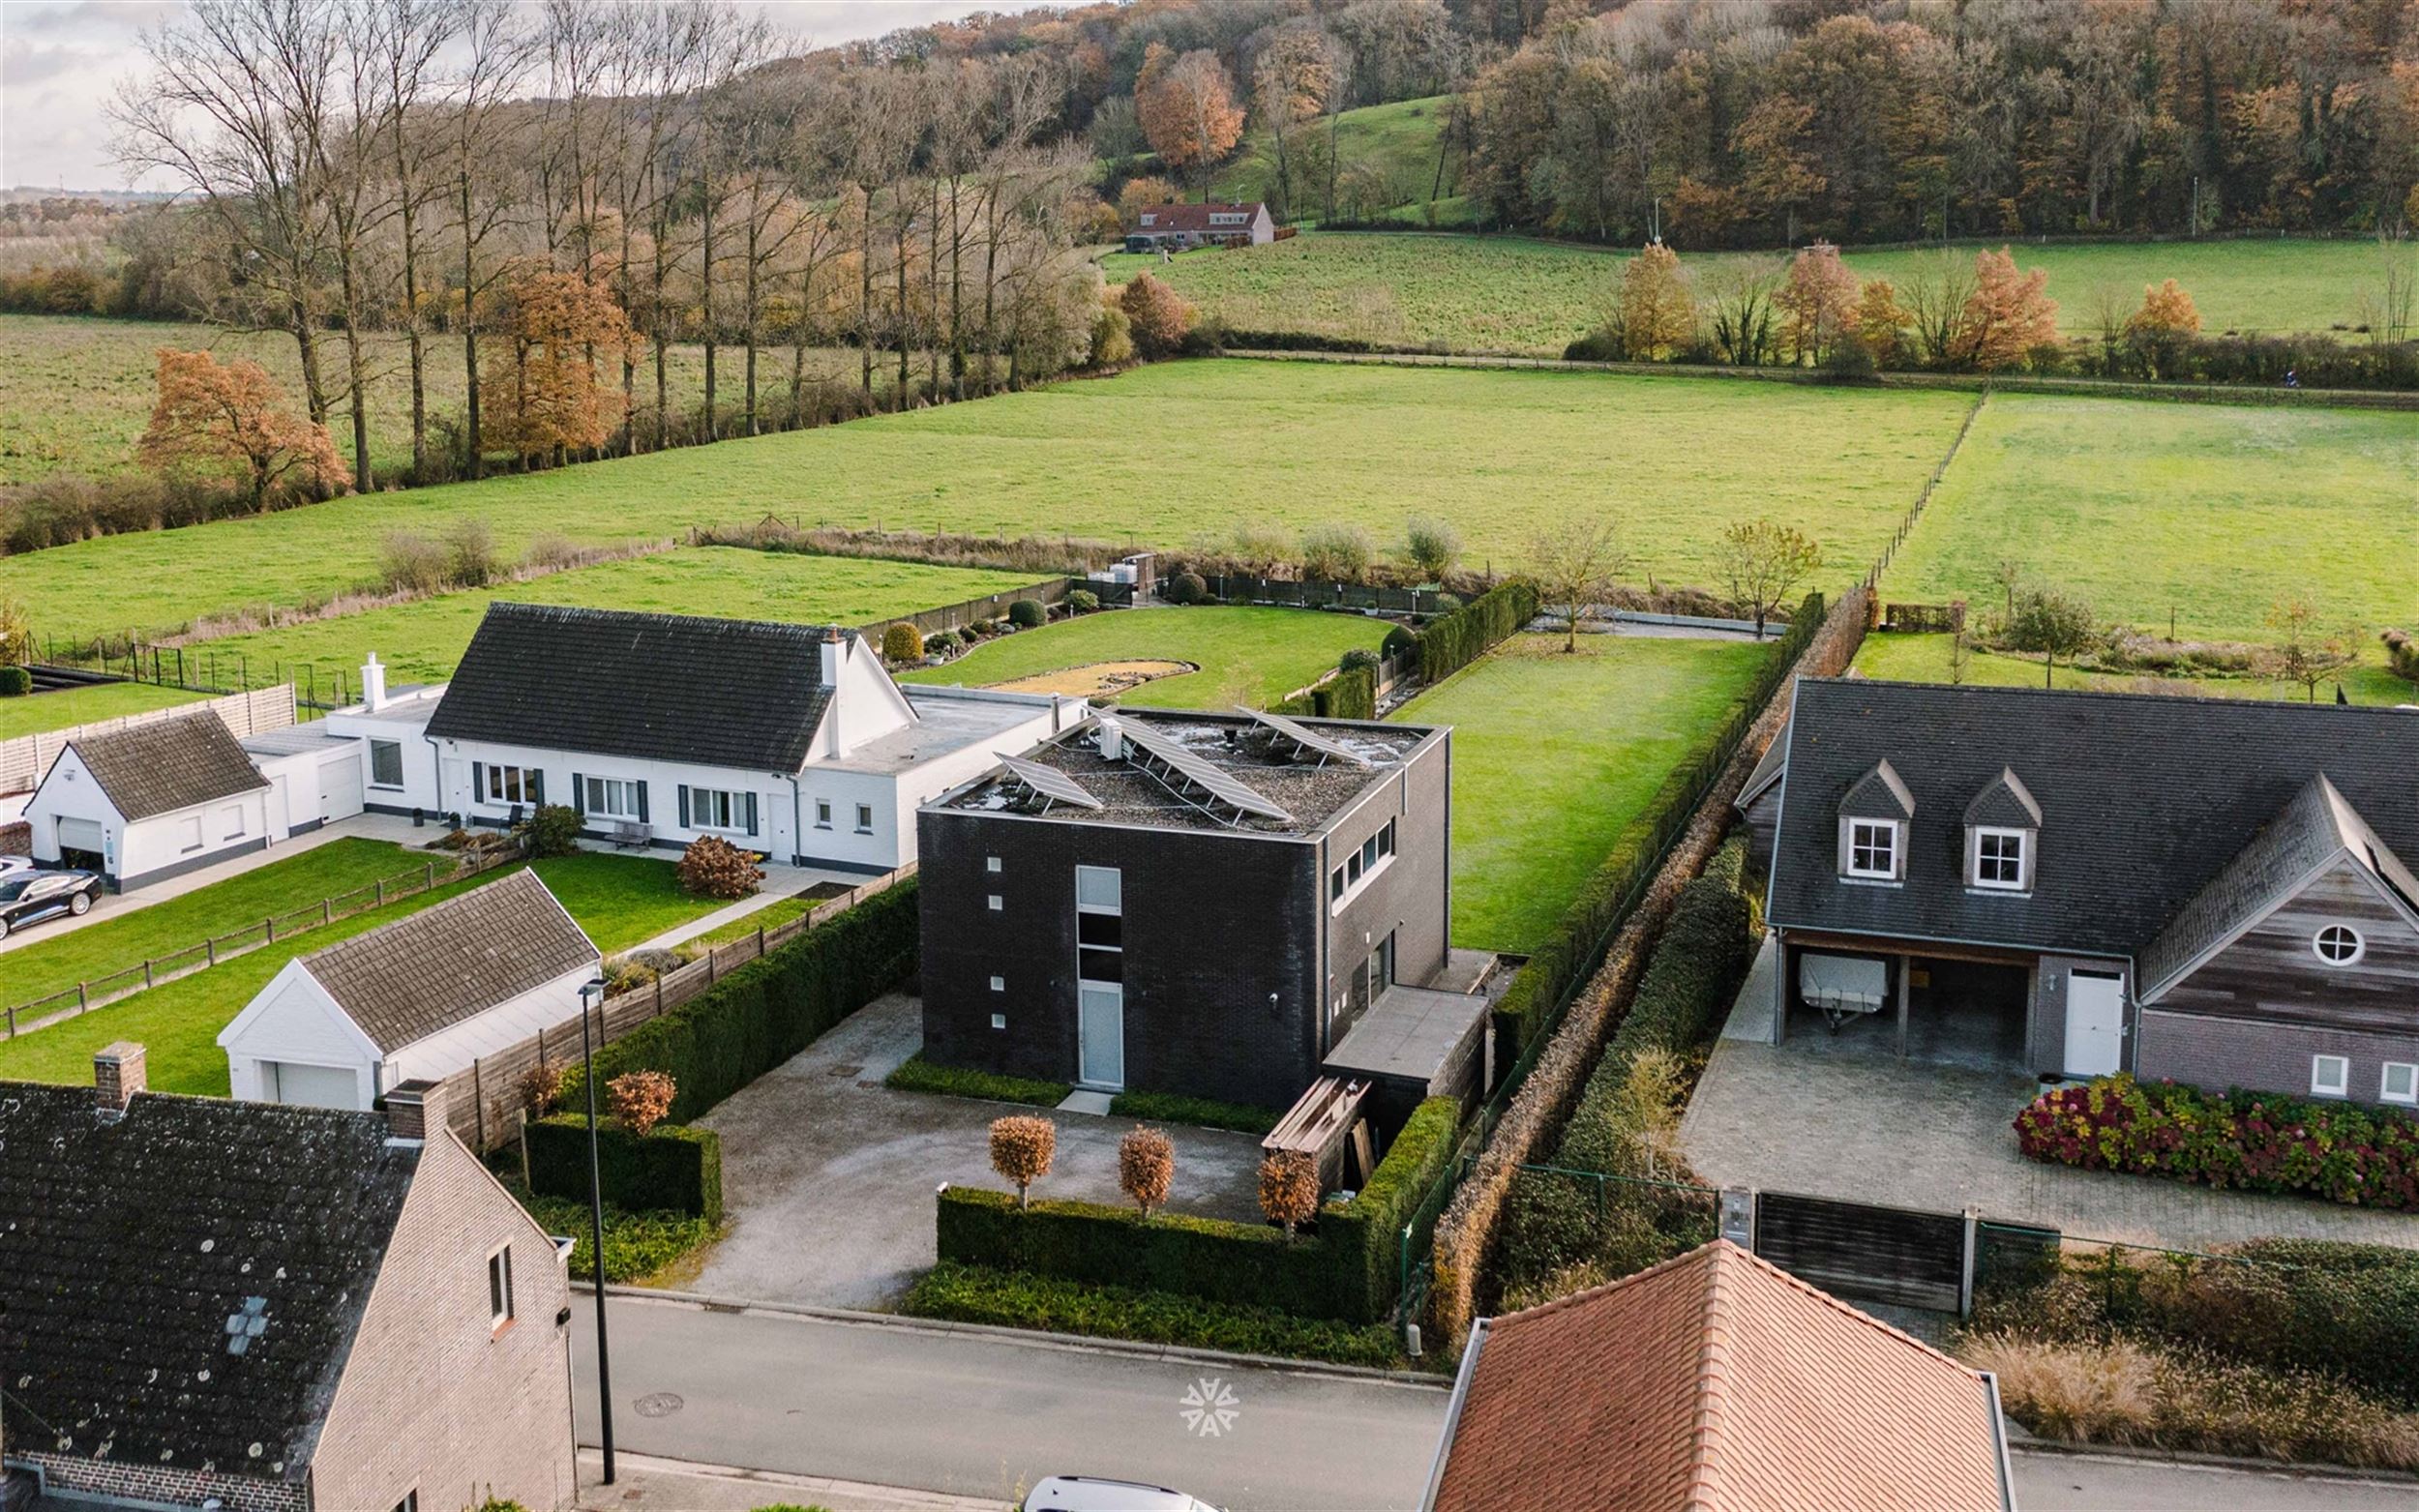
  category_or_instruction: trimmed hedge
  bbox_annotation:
[936,1095,1460,1323]
[1313,664,1377,720]
[561,879,919,1123]
[1108,1090,1283,1135]
[526,1113,724,1222]
[1419,579,1538,685]
[1008,598,1046,629]
[902,1262,1403,1368]
[518,1189,719,1284]
[886,1051,1069,1106]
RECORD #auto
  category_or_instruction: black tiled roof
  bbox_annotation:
[425,602,842,772]
[61,711,267,821]
[1765,679,2419,961]
[303,870,597,1052]
[0,1085,416,1482]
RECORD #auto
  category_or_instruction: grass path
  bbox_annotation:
[901,606,1390,710]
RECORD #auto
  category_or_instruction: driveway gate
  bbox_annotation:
[1750,1192,1968,1312]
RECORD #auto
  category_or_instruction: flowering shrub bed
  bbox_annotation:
[2015,1075,2419,1208]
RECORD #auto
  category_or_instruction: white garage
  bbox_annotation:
[241,726,371,838]
[25,711,271,891]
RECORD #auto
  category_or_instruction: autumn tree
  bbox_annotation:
[1120,272,1195,359]
[2263,599,2363,703]
[990,1114,1057,1210]
[1529,516,1628,653]
[1119,1125,1175,1217]
[1136,44,1243,201]
[1118,175,1180,224]
[1258,1150,1319,1239]
[1619,241,1696,360]
[2124,279,2201,378]
[1777,243,1861,366]
[1855,280,1912,369]
[480,268,637,465]
[1955,248,2060,373]
[1719,519,1823,639]
[138,349,349,510]
[2004,587,2097,687]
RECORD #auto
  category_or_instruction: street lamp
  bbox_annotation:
[579,976,615,1486]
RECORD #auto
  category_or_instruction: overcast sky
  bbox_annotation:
[2,1,1051,193]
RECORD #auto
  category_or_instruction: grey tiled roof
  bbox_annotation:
[1766,680,2419,961]
[63,711,267,821]
[0,1085,416,1481]
[425,602,842,772]
[1963,767,2042,828]
[302,870,597,1052]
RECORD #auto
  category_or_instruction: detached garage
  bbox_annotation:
[25,712,271,891]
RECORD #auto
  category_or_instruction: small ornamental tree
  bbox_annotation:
[1956,248,2061,372]
[1718,519,1822,639]
[1119,1125,1175,1217]
[517,1059,565,1117]
[2263,598,2363,703]
[676,835,763,899]
[1120,273,1196,359]
[1258,1149,1319,1239]
[2005,586,2097,686]
[990,1114,1058,1209]
[606,1070,676,1138]
[2125,279,2201,379]
[1618,240,1696,361]
[1855,279,1912,369]
[1529,515,1628,652]
[1777,243,1860,365]
[882,622,925,663]
[139,348,349,509]
[1405,515,1462,581]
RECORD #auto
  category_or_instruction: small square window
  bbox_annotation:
[2312,1054,2350,1098]
[1973,827,2028,891]
[990,1013,1007,1030]
[990,975,1005,992]
[1845,819,1897,880]
[986,856,1001,873]
[486,1245,515,1328]
[2382,1063,2417,1106]
[815,800,832,829]
[855,803,874,833]
[987,894,1002,911]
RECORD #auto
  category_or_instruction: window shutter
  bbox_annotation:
[529,770,545,807]
[636,782,649,822]
[744,792,760,837]
[677,785,691,828]
[572,774,586,815]
[471,761,484,803]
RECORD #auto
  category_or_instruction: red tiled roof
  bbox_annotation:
[1131,201,1266,233]
[1429,1240,2009,1512]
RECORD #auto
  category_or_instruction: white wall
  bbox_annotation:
[24,747,268,888]
[322,702,442,814]
[220,958,381,1109]
[435,738,804,860]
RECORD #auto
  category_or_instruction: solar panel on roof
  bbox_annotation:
[1112,718,1295,824]
[997,752,1104,811]
[1238,706,1371,768]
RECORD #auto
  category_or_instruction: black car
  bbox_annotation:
[0,870,103,939]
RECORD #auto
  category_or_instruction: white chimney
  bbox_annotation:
[361,652,388,712]
[820,626,843,687]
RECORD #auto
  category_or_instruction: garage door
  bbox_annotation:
[266,1060,361,1110]
[318,752,365,822]
[57,817,105,853]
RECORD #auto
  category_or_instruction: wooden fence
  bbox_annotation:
[439,864,915,1151]
[856,578,1078,641]
[1,840,524,1041]
[0,683,294,795]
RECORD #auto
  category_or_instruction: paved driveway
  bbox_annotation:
[1680,1035,2419,1253]
[690,993,1268,1308]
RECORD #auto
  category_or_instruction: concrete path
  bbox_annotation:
[574,1293,1448,1512]
[689,993,1266,1309]
[624,862,862,955]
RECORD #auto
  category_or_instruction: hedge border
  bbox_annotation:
[527,1113,724,1223]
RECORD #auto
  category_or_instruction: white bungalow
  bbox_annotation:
[24,710,272,891]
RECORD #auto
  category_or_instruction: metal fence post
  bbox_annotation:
[1960,1206,1981,1317]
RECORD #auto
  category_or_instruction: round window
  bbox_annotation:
[2314,925,2365,966]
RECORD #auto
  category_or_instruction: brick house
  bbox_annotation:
[917,707,1460,1113]
[1122,200,1276,251]
[1743,679,2419,1106]
[0,1045,575,1512]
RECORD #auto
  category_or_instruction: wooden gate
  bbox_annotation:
[1752,1192,1967,1312]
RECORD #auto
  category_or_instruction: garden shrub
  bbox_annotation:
[561,879,918,1122]
[1338,647,1380,674]
[1382,624,1419,660]
[2014,1074,2419,1209]
[517,802,582,858]
[1311,665,1377,721]
[377,530,450,593]
[885,1052,1067,1105]
[526,1113,723,1222]
[1067,588,1099,614]
[0,667,28,697]
[881,622,924,663]
[2384,629,2419,685]
[1299,523,1376,583]
[959,625,982,645]
[1007,598,1046,629]
[443,518,500,587]
[1107,1090,1282,1135]
[518,1187,719,1283]
[1419,579,1539,685]
[924,632,954,657]
[1164,571,1208,606]
[903,1262,1401,1368]
[676,835,763,899]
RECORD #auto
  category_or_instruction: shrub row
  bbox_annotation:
[526,1112,724,1222]
[1107,1090,1283,1135]
[885,1051,1068,1106]
[1417,579,1539,686]
[901,1262,1404,1368]
[1493,596,1819,1052]
[561,878,919,1123]
[936,1095,1460,1323]
[1270,659,1379,722]
[516,1189,720,1285]
[2014,1074,2419,1209]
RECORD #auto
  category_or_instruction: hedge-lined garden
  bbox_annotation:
[527,1114,724,1222]
[1419,579,1539,685]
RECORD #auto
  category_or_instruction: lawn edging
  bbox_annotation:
[885,1052,1069,1107]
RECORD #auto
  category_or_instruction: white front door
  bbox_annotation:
[2064,972,2125,1077]
[1078,982,1124,1090]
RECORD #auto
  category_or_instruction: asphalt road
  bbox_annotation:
[574,1294,1451,1511]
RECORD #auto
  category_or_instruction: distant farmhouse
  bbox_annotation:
[1742,680,2419,1107]
[1123,200,1276,252]
[918,707,1466,1115]
[0,1046,573,1511]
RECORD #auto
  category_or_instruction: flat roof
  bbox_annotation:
[1325,984,1490,1084]
[818,686,1064,775]
[240,726,355,758]
[937,708,1433,836]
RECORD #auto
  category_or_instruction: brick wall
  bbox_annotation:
[12,1456,305,1512]
[2139,1010,2419,1107]
[311,1132,576,1512]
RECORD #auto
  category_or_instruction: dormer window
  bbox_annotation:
[1837,758,1914,883]
[1963,766,2041,896]
[1845,819,1900,880]
[1972,826,2031,892]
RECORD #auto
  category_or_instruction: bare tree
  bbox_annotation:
[1529,516,1628,652]
[1902,250,1978,369]
[371,0,459,481]
[1718,519,1821,639]
[443,0,538,479]
[2263,598,2363,703]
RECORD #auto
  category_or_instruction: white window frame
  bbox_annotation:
[2311,1054,2351,1099]
[1972,826,2029,892]
[486,1243,515,1329]
[689,786,744,832]
[2313,925,2366,967]
[1843,818,1898,881]
[987,894,1002,911]
[2380,1062,2418,1107]
[481,763,532,807]
[855,803,875,835]
[583,777,642,820]
[368,739,405,790]
[986,856,1001,873]
[990,975,1005,992]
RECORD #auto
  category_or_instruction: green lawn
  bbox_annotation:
[0,679,205,740]
[182,548,1051,691]
[1854,631,2419,705]
[1884,394,2418,646]
[0,849,722,1097]
[901,605,1390,709]
[1108,231,2411,353]
[1211,96,1467,225]
[10,360,1974,642]
[1392,634,1773,953]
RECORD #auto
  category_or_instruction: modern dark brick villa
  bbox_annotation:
[917,708,1452,1111]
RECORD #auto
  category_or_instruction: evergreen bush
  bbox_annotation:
[1008,599,1046,629]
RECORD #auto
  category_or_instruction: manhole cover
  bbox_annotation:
[827,1063,863,1079]
[633,1392,684,1418]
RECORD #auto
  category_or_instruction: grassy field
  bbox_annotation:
[0,679,204,739]
[1105,231,2411,353]
[0,311,890,487]
[7,360,1975,642]
[1854,632,2418,705]
[900,606,1391,709]
[0,849,725,1096]
[1885,394,2418,646]
[1209,96,1467,225]
[182,549,1050,691]
[1392,633,1772,954]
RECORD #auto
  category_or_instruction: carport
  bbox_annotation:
[1777,935,2033,1073]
